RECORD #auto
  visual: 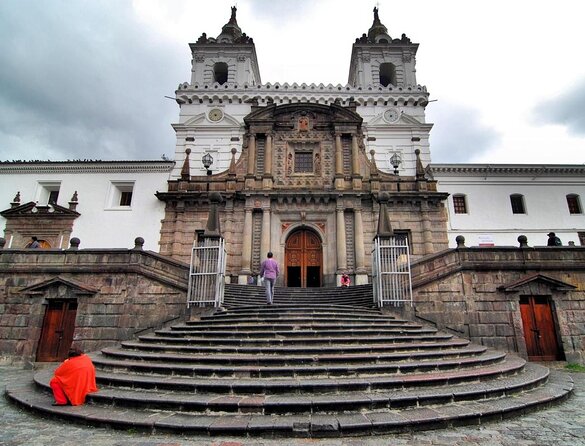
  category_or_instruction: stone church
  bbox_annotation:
[157,7,448,287]
[0,6,584,369]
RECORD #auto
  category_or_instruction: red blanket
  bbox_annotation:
[53,354,98,405]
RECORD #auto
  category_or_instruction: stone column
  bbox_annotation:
[239,206,254,284]
[351,134,359,176]
[335,133,343,175]
[421,201,434,255]
[334,133,344,190]
[354,207,368,285]
[336,206,347,283]
[263,133,274,189]
[264,133,273,176]
[261,205,271,259]
[246,133,256,176]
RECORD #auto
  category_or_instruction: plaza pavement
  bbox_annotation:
[1,365,584,446]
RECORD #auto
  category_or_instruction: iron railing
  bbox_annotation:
[371,236,413,307]
[187,237,226,308]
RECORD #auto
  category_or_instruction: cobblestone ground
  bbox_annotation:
[1,365,584,446]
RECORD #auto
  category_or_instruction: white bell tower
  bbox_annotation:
[348,7,419,88]
[189,6,261,87]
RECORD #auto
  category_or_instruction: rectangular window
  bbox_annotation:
[294,151,313,173]
[453,195,467,214]
[567,195,582,214]
[510,195,525,214]
[107,181,135,209]
[36,181,61,205]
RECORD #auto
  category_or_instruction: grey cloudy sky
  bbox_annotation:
[0,0,584,164]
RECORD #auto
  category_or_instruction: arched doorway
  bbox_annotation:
[285,229,322,287]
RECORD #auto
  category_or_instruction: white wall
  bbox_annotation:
[431,165,585,247]
[0,162,173,251]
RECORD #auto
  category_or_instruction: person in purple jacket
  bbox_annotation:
[260,251,279,304]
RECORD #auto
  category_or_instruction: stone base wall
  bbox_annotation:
[0,248,189,364]
[409,246,585,364]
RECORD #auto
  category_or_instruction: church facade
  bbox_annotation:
[0,7,583,286]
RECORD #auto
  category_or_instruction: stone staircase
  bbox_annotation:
[6,284,573,437]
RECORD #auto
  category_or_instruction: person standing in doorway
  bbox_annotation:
[260,251,279,305]
[29,236,40,248]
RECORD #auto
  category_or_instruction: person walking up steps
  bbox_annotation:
[260,251,279,304]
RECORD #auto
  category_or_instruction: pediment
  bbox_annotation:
[19,276,98,296]
[181,112,240,127]
[367,111,422,127]
[0,202,80,218]
[244,102,363,126]
[498,273,576,292]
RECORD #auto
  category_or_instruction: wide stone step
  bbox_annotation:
[176,319,423,332]
[71,355,525,394]
[199,313,409,323]
[90,350,507,379]
[119,338,471,355]
[100,344,487,366]
[153,327,439,339]
[28,362,549,415]
[137,332,454,346]
[6,367,572,436]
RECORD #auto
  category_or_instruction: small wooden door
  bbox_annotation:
[285,229,322,287]
[519,296,563,361]
[36,299,78,362]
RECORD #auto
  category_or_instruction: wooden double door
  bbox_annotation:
[36,299,78,362]
[519,296,563,361]
[285,229,322,287]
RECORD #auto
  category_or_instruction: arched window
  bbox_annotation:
[452,194,467,214]
[213,62,228,85]
[379,63,396,87]
[567,194,582,214]
[510,194,526,214]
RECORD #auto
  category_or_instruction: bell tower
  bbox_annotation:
[189,6,261,86]
[348,7,418,88]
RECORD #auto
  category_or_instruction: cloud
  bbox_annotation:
[426,102,500,163]
[532,79,585,137]
[247,0,313,21]
[0,0,184,161]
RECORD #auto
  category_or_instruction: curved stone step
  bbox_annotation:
[199,314,409,323]
[119,338,471,355]
[85,354,525,394]
[153,327,439,339]
[90,350,508,379]
[136,332,455,346]
[6,368,573,437]
[100,344,488,366]
[183,319,418,329]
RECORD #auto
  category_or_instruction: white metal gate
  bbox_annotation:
[187,237,226,308]
[371,236,413,307]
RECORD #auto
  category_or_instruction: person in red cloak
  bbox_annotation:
[49,347,98,406]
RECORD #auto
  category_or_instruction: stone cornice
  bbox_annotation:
[0,160,175,174]
[176,82,429,107]
[426,163,585,178]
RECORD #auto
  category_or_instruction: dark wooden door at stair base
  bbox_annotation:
[285,229,322,288]
[519,296,564,361]
[36,299,78,362]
